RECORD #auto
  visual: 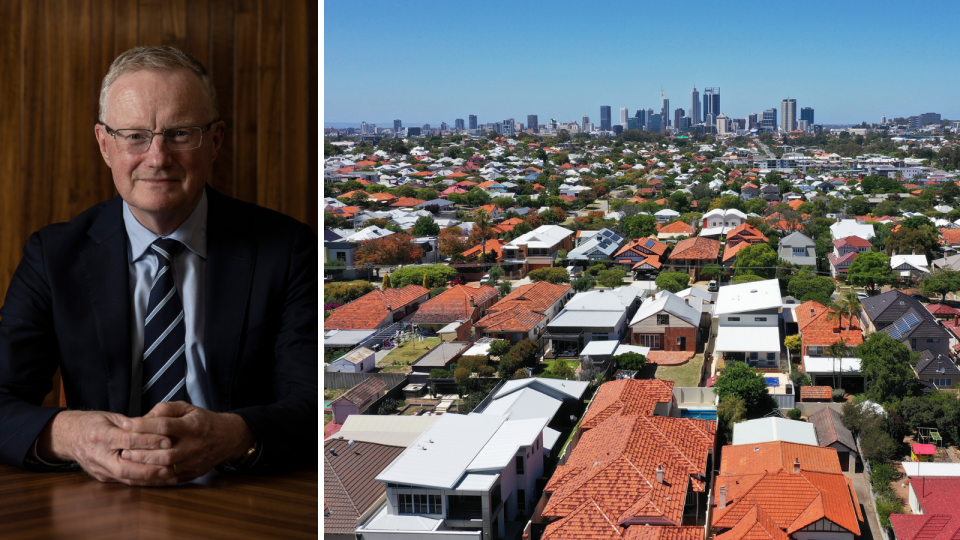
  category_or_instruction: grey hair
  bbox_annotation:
[98,46,218,123]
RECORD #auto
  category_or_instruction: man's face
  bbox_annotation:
[95,69,224,230]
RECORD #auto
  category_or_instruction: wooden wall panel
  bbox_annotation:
[0,0,317,309]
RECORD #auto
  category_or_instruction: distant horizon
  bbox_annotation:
[324,1,960,125]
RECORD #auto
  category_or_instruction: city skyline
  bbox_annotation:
[324,1,960,125]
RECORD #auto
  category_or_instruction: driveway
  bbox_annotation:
[844,470,882,540]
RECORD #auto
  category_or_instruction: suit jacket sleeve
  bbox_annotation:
[229,222,319,474]
[0,232,71,470]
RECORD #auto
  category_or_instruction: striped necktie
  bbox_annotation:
[141,238,187,413]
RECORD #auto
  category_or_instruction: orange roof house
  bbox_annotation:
[712,441,862,540]
[461,239,507,260]
[474,281,572,341]
[492,217,525,234]
[406,285,498,326]
[540,379,716,540]
[324,285,430,330]
[726,223,768,248]
[615,237,669,271]
[668,237,720,279]
[941,228,960,246]
[389,197,427,207]
[786,199,805,211]
[657,221,695,239]
[794,300,863,359]
[368,192,399,203]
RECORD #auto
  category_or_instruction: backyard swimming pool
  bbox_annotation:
[680,408,717,420]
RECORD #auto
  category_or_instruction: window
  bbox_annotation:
[911,339,917,350]
[754,317,767,322]
[491,484,502,509]
[636,334,661,349]
[515,455,525,475]
[398,494,413,514]
[792,247,806,255]
[335,251,346,261]
[657,314,669,325]
[930,378,953,387]
[400,493,441,514]
[767,353,776,360]
[750,352,758,360]
[809,345,824,356]
[928,339,940,343]
[517,489,526,513]
[728,317,740,322]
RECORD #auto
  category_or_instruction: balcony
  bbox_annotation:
[447,495,483,520]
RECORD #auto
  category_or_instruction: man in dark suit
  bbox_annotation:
[0,46,317,485]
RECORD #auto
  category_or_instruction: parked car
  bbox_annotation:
[449,275,466,286]
[566,265,578,278]
[707,280,718,292]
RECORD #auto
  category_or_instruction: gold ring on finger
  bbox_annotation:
[172,463,177,475]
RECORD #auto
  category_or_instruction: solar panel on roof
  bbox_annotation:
[644,239,655,248]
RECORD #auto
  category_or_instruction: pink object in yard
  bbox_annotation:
[913,443,936,455]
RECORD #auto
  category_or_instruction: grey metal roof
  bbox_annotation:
[915,350,960,377]
[411,342,470,368]
[861,290,931,329]
[808,407,857,452]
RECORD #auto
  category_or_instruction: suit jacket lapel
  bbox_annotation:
[80,196,133,413]
[204,187,256,411]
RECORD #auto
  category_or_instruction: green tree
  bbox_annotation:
[655,272,690,293]
[554,249,568,266]
[486,265,505,285]
[732,243,778,279]
[732,274,766,285]
[847,251,892,292]
[824,338,851,390]
[454,366,471,387]
[597,268,627,288]
[411,215,441,236]
[388,264,458,288]
[541,358,575,380]
[474,209,491,262]
[466,187,492,207]
[713,361,777,418]
[498,281,513,297]
[527,267,571,284]
[784,334,802,356]
[614,352,647,371]
[855,332,919,403]
[618,214,658,239]
[700,263,722,280]
[919,269,960,302]
[571,273,596,292]
[324,281,376,304]
[716,397,747,445]
[489,340,512,358]
[787,271,836,300]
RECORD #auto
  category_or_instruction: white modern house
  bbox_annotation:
[654,208,680,223]
[543,287,644,357]
[890,252,931,278]
[700,208,747,237]
[500,225,574,272]
[713,278,783,368]
[829,219,876,242]
[359,413,548,540]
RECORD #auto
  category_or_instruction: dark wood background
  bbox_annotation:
[0,0,319,304]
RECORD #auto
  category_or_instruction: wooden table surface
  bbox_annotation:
[0,463,318,539]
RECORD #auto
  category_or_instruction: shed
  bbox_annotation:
[809,407,858,471]
[329,347,376,373]
[331,377,388,424]
[731,417,818,446]
[800,386,832,402]
[912,443,936,462]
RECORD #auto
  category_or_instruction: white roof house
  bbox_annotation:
[331,415,440,447]
[714,279,783,364]
[830,219,876,241]
[503,225,573,251]
[732,417,819,446]
[714,278,782,315]
[654,208,681,223]
[629,290,701,327]
[700,208,747,237]
[891,253,931,276]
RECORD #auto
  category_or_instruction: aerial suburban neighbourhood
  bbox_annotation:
[323,93,960,540]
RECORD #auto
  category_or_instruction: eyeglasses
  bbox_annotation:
[101,121,216,153]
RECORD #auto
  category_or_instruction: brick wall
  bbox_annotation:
[663,327,697,352]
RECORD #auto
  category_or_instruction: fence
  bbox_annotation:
[856,434,891,540]
[773,394,796,409]
[324,371,408,390]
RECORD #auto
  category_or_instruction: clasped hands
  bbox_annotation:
[38,401,255,486]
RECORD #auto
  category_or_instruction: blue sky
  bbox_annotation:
[324,0,960,126]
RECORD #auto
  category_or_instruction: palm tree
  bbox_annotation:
[827,290,862,332]
[824,338,850,390]
[475,209,490,267]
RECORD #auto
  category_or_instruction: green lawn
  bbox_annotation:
[380,337,443,372]
[651,354,704,387]
[324,412,333,425]
[324,388,348,400]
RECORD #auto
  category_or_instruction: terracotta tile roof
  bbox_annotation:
[492,217,525,234]
[335,376,387,410]
[800,386,832,401]
[927,303,960,317]
[329,206,361,218]
[354,160,378,167]
[368,192,398,202]
[795,300,863,351]
[658,221,695,235]
[389,197,428,207]
[478,204,499,215]
[476,180,498,189]
[632,256,663,270]
[474,305,544,332]
[722,241,752,264]
[670,237,720,261]
[581,379,675,430]
[324,439,405,535]
[890,478,960,540]
[616,237,668,258]
[410,170,436,177]
[461,239,507,259]
[716,505,790,540]
[446,171,468,178]
[714,442,860,538]
[324,285,430,330]
[833,235,871,248]
[827,251,859,270]
[786,199,804,211]
[407,285,498,324]
[646,351,694,365]
[623,526,706,540]
[726,223,768,247]
[542,498,625,540]
[942,228,960,245]
[490,281,571,315]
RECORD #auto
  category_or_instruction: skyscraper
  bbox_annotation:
[527,114,539,133]
[360,121,369,134]
[781,99,797,132]
[674,108,685,132]
[690,86,701,125]
[620,107,629,126]
[800,107,814,125]
[748,113,758,130]
[394,119,402,131]
[502,118,515,136]
[468,115,477,130]
[703,88,720,125]
[600,106,611,131]
[627,117,641,130]
[660,93,669,134]
[582,115,590,130]
[761,109,777,132]
[455,118,465,131]
[646,108,654,130]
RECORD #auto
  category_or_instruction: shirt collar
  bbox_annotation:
[123,190,208,262]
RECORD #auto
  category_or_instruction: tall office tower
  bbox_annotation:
[613,125,624,135]
[679,116,691,131]
[798,120,810,132]
[647,114,661,132]
[690,86,701,125]
[527,115,539,133]
[455,118,465,130]
[635,109,645,125]
[781,99,797,132]
[748,113,758,130]
[660,94,669,133]
[407,126,421,136]
[703,88,720,124]
[440,122,448,131]
[920,112,942,126]
[646,108,655,130]
[394,119,402,131]
[716,114,732,135]
[582,115,590,130]
[360,121,369,134]
[800,107,814,125]
[600,106,612,131]
[881,115,887,124]
[761,108,777,132]
[734,119,746,131]
[502,118,515,136]
[627,117,641,130]
[468,115,478,130]
[620,107,629,126]
[674,108,685,131]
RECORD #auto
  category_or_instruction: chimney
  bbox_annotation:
[793,458,801,473]
[656,465,665,484]
[892,249,897,257]
[810,308,815,317]
[718,486,727,509]
[470,296,476,307]
[912,249,916,255]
